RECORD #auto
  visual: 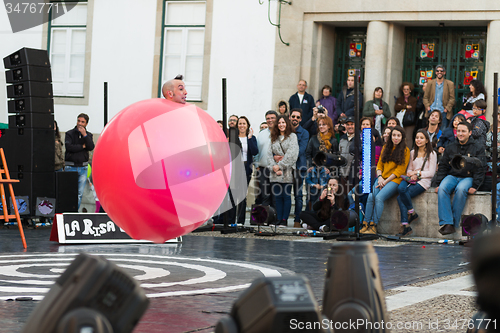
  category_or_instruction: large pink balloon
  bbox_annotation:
[92,99,231,243]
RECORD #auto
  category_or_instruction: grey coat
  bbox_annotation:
[267,133,299,183]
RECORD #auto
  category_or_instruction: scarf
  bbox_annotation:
[318,132,332,152]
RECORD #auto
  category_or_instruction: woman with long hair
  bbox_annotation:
[462,79,487,115]
[362,87,391,134]
[361,125,410,234]
[267,115,299,226]
[234,116,258,225]
[396,129,437,236]
[305,116,338,168]
[299,177,347,232]
[305,116,338,209]
[55,120,64,172]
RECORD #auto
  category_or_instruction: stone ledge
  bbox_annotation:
[378,188,492,239]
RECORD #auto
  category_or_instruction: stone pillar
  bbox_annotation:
[385,23,405,115]
[485,20,500,120]
[364,21,389,105]
[312,24,336,99]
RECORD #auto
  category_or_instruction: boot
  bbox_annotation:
[360,221,369,233]
[293,222,302,228]
[364,222,377,234]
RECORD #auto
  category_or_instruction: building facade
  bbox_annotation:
[272,0,500,119]
[0,0,278,133]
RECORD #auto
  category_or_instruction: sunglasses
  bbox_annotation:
[229,119,237,122]
[436,70,445,73]
[291,115,301,119]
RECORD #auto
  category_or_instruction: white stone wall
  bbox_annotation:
[0,0,276,135]
[205,0,277,131]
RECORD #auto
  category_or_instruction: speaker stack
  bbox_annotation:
[1,47,56,217]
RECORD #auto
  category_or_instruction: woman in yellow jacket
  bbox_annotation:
[361,125,410,234]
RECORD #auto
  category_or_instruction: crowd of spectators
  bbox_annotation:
[217,65,496,237]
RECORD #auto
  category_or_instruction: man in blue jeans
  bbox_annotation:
[289,109,309,227]
[434,121,485,235]
[65,113,95,209]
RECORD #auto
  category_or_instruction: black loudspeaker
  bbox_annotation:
[322,242,388,333]
[22,253,149,333]
[6,81,53,98]
[8,97,54,113]
[5,172,55,216]
[0,128,54,172]
[5,65,52,83]
[12,172,56,198]
[3,47,50,69]
[330,210,358,232]
[216,276,330,333]
[56,171,79,213]
[9,113,54,130]
[471,233,500,328]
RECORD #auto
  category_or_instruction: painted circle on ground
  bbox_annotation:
[0,253,282,300]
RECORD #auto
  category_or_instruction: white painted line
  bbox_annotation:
[0,253,282,300]
[386,275,476,311]
[0,295,44,301]
[146,283,252,298]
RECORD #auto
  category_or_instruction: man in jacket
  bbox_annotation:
[289,109,309,227]
[289,79,315,126]
[423,64,456,129]
[65,113,95,209]
[335,75,363,120]
[338,117,356,189]
[434,121,485,235]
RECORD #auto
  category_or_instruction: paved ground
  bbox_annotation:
[0,225,477,333]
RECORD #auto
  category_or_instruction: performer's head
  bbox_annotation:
[162,75,187,104]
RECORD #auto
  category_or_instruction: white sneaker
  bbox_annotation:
[319,225,330,233]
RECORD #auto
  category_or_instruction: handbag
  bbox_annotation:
[396,109,406,125]
[402,109,416,126]
[401,154,428,185]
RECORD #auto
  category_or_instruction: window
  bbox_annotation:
[161,1,206,101]
[48,2,87,97]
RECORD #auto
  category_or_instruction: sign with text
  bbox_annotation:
[53,213,181,244]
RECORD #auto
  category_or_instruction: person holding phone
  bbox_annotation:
[299,177,346,232]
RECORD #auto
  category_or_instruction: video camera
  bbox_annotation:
[450,154,482,173]
[313,152,347,168]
